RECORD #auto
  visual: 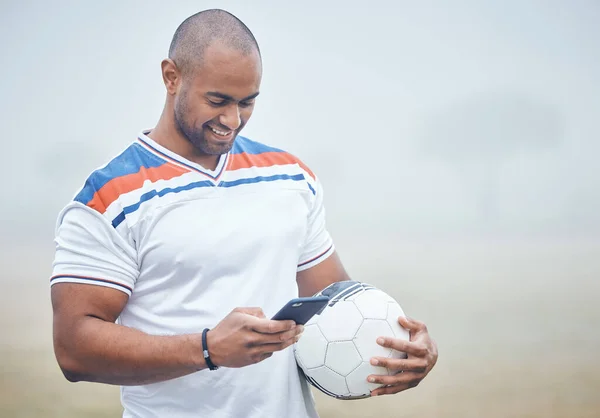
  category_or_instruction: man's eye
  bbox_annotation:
[239,100,255,108]
[208,99,226,106]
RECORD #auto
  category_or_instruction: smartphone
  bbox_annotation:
[271,296,330,325]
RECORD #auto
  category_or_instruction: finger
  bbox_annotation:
[249,317,296,334]
[236,307,267,319]
[376,337,428,357]
[262,336,299,353]
[369,357,428,373]
[371,384,409,397]
[370,382,414,397]
[257,331,302,354]
[398,316,426,333]
[253,325,304,346]
[367,371,425,387]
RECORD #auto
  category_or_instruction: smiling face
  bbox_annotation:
[169,41,262,158]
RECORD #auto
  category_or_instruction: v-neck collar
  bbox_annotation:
[137,130,229,183]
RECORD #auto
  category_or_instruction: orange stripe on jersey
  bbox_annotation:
[229,152,316,180]
[87,163,189,214]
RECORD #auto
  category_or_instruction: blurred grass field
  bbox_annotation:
[1,235,599,417]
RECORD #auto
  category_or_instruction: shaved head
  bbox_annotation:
[168,9,261,77]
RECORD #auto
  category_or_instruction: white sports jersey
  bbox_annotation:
[51,131,335,418]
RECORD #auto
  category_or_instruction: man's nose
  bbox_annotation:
[219,104,241,130]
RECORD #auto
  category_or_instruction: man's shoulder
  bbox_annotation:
[72,140,167,215]
[232,135,286,155]
[232,135,316,182]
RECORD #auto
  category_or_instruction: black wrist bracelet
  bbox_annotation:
[202,328,219,371]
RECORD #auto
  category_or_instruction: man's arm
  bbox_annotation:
[296,251,350,297]
[52,283,208,385]
[52,283,301,386]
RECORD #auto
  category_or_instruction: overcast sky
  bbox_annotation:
[1,0,599,243]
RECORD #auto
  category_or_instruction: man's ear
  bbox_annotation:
[161,59,180,95]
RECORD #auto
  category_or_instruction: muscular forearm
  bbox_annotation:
[54,316,207,386]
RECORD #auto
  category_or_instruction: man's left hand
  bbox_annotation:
[367,316,438,397]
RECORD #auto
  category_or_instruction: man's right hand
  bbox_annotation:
[206,307,304,368]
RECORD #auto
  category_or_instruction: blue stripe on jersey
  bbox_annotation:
[74,144,166,205]
[112,179,214,227]
[110,174,306,227]
[231,135,284,155]
[220,174,305,188]
[111,212,126,229]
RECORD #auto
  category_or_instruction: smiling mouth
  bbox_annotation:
[208,126,233,137]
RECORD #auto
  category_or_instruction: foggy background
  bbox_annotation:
[1,1,598,417]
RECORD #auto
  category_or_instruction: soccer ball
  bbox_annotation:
[293,281,410,399]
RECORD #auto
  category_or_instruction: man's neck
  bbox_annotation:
[148,114,220,171]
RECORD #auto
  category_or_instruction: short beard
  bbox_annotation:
[174,88,235,156]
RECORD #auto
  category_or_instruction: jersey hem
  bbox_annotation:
[50,275,133,296]
[297,243,335,272]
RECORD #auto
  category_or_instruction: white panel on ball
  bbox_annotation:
[316,301,363,341]
[352,290,390,319]
[346,361,388,396]
[353,319,394,359]
[308,366,349,397]
[294,324,328,369]
[325,341,362,376]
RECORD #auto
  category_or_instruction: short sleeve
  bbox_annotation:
[50,202,139,296]
[297,177,335,272]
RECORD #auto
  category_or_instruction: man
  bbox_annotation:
[50,9,437,418]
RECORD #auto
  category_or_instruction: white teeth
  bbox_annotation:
[209,126,231,136]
